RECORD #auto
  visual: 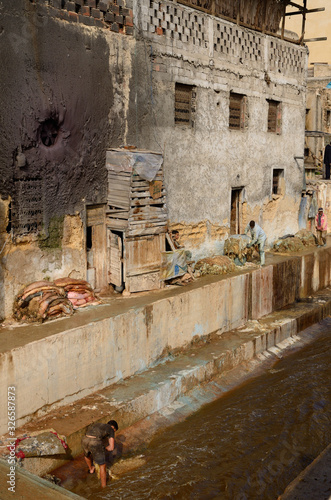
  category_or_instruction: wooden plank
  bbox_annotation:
[130,209,167,218]
[107,170,131,177]
[106,218,127,229]
[131,197,166,207]
[128,216,168,225]
[109,186,130,194]
[166,232,176,251]
[130,206,166,216]
[106,209,129,215]
[109,231,122,287]
[108,213,129,220]
[108,171,131,177]
[127,226,167,237]
[125,233,165,276]
[92,223,108,290]
[86,205,105,226]
[108,181,131,190]
[131,190,166,199]
[108,199,130,209]
[131,185,151,192]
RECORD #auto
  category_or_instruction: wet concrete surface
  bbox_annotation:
[57,319,331,500]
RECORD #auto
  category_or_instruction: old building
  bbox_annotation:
[304,63,331,175]
[0,0,308,320]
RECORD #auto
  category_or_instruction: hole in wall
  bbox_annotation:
[39,118,59,147]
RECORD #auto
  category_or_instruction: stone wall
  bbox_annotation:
[129,0,308,259]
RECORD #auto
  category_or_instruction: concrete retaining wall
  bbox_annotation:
[0,247,331,435]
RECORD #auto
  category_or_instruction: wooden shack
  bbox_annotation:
[105,149,167,293]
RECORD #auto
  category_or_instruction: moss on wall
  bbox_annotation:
[38,216,64,249]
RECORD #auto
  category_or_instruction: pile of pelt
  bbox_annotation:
[13,278,99,323]
[194,256,236,276]
[273,230,316,253]
[223,234,251,264]
[13,281,73,323]
[54,278,98,309]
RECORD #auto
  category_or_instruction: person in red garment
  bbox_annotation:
[81,420,118,488]
[315,207,328,247]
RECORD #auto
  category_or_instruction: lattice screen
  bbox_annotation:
[11,178,43,236]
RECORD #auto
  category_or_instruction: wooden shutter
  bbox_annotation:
[229,93,243,130]
[108,231,122,287]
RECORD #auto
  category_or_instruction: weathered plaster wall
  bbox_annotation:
[129,0,308,259]
[0,207,85,321]
[0,1,135,319]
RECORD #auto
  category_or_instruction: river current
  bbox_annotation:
[69,321,331,500]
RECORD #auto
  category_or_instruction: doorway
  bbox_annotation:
[230,187,243,235]
[108,229,124,292]
[86,204,107,292]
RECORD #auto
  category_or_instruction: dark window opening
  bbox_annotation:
[326,110,331,128]
[175,83,194,126]
[229,93,246,130]
[272,169,284,195]
[6,202,12,233]
[267,99,281,133]
[305,108,310,129]
[230,187,243,234]
[86,226,92,251]
[39,119,59,147]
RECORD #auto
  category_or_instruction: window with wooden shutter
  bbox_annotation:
[268,100,281,134]
[175,83,194,126]
[229,93,246,130]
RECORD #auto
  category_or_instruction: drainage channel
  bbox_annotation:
[56,318,331,500]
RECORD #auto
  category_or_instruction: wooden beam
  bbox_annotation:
[285,7,325,16]
[300,0,307,43]
[303,37,327,42]
[281,1,286,39]
[288,1,304,10]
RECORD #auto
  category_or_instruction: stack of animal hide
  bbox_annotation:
[13,281,74,323]
[194,255,236,276]
[13,278,100,322]
[54,278,99,309]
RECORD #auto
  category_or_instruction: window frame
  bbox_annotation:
[229,92,247,131]
[267,99,282,134]
[174,82,196,128]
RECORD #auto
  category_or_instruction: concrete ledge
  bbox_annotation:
[8,288,331,476]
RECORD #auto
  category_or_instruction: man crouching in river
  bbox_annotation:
[81,419,118,487]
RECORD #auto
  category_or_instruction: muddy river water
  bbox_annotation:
[66,322,331,500]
